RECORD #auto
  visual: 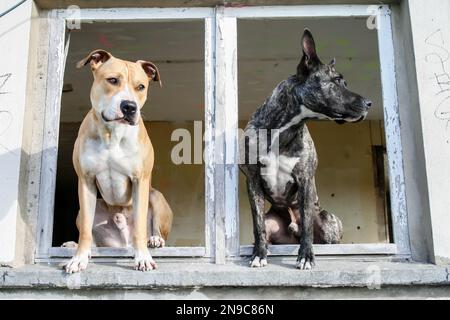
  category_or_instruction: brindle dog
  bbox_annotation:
[240,29,371,269]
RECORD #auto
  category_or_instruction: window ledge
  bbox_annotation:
[1,259,449,290]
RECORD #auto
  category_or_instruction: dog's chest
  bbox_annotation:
[81,136,139,175]
[80,127,140,205]
[259,152,300,200]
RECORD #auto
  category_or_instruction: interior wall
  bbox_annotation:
[149,122,205,246]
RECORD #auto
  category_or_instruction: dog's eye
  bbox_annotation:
[333,77,347,87]
[137,84,146,91]
[107,78,119,85]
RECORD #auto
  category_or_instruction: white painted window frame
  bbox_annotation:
[34,5,411,263]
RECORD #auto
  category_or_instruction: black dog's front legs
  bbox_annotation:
[296,176,318,270]
[246,175,268,267]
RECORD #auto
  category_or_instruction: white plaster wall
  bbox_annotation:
[408,0,450,264]
[391,1,434,263]
[0,0,33,263]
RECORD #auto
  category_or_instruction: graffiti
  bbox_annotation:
[0,73,12,95]
[425,29,450,143]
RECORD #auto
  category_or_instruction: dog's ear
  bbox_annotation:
[329,57,336,67]
[137,60,162,87]
[302,29,318,60]
[297,29,321,78]
[76,49,112,70]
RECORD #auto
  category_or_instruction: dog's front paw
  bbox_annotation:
[250,244,268,268]
[64,253,89,274]
[296,245,315,270]
[250,256,268,268]
[147,236,165,248]
[134,249,157,271]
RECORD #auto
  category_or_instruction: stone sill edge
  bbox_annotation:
[1,263,449,290]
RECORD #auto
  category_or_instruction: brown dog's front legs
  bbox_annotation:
[132,178,157,271]
[65,178,97,273]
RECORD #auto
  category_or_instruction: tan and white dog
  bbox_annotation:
[64,49,172,273]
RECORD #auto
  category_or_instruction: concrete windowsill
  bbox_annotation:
[1,259,449,289]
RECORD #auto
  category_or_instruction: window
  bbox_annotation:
[35,5,410,263]
[237,18,390,250]
[53,20,206,252]
[36,8,214,260]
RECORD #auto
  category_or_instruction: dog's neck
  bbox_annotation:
[92,111,139,147]
[247,76,326,132]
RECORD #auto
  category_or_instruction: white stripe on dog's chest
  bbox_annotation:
[259,152,299,199]
[80,124,140,206]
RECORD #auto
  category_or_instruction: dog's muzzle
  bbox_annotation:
[334,111,368,125]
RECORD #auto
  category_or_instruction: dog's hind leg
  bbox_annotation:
[287,207,301,237]
[147,189,173,248]
[265,207,298,245]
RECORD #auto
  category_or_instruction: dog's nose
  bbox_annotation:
[363,99,372,109]
[120,100,137,116]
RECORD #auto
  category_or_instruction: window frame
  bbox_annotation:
[35,7,215,260]
[34,4,411,263]
[221,5,411,259]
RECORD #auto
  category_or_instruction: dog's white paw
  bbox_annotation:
[147,236,165,248]
[61,241,78,248]
[64,253,89,274]
[134,249,157,271]
[296,258,313,270]
[250,256,268,268]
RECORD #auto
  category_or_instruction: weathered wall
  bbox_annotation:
[1,0,443,266]
[34,0,399,10]
[3,285,450,300]
[390,1,434,263]
[407,0,450,264]
[15,1,45,267]
[1,261,449,299]
[0,0,36,265]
